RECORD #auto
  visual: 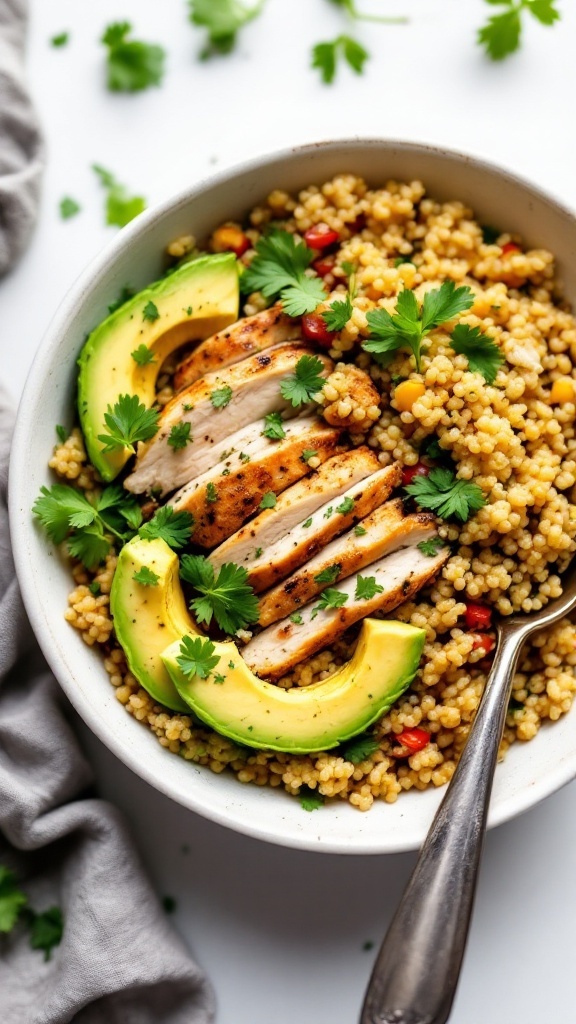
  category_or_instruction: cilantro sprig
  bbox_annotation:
[189,0,266,57]
[241,229,326,316]
[280,355,326,407]
[311,588,348,619]
[0,866,28,933]
[177,635,220,679]
[0,867,63,961]
[262,412,286,440]
[33,483,142,569]
[405,467,486,524]
[322,292,353,332]
[139,506,194,548]
[450,324,504,384]
[363,282,475,372]
[354,575,384,601]
[180,556,259,634]
[97,394,160,454]
[29,908,64,961]
[92,165,147,228]
[478,0,560,61]
[299,786,324,811]
[312,36,369,84]
[101,21,165,91]
[417,536,447,558]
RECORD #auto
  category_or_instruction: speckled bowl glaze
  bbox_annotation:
[10,140,576,854]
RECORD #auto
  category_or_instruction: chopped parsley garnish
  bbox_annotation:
[477,0,560,61]
[101,21,165,92]
[210,385,233,408]
[131,344,156,366]
[184,306,193,316]
[354,574,384,601]
[450,324,504,384]
[59,197,80,220]
[254,547,263,558]
[228,660,236,669]
[97,394,159,454]
[340,733,380,764]
[29,907,64,961]
[206,482,219,503]
[108,285,135,314]
[241,229,326,316]
[55,424,67,443]
[363,281,475,371]
[322,292,353,332]
[259,491,277,510]
[142,300,160,322]
[312,36,369,84]
[213,673,226,684]
[336,496,355,515]
[314,564,341,585]
[311,588,348,618]
[405,467,486,523]
[182,403,193,412]
[299,786,324,811]
[33,483,142,569]
[133,566,160,586]
[323,506,334,519]
[180,556,260,634]
[168,422,193,451]
[176,635,220,679]
[89,580,101,596]
[221,468,230,477]
[354,524,367,536]
[300,448,318,464]
[417,536,447,557]
[289,612,303,625]
[51,32,69,47]
[139,506,194,548]
[262,412,286,440]
[188,0,266,58]
[280,355,326,407]
[239,452,251,463]
[92,164,147,228]
[0,866,28,933]
[0,867,63,960]
[302,517,313,528]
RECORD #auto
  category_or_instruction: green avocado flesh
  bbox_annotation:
[78,253,239,481]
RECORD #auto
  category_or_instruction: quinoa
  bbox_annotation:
[51,174,576,810]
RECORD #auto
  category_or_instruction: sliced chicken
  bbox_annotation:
[209,447,381,573]
[243,544,449,681]
[258,502,437,626]
[125,343,331,496]
[174,305,301,391]
[171,418,346,548]
[233,462,402,593]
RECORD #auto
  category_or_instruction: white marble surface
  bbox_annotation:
[4,0,576,1020]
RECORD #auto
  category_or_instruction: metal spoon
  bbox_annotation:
[360,567,576,1024]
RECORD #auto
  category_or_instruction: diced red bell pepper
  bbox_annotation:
[465,601,492,630]
[301,313,335,348]
[471,633,495,654]
[313,254,336,279]
[401,462,430,487]
[304,224,340,250]
[501,242,520,256]
[396,728,430,753]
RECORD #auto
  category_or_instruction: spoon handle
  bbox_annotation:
[360,625,527,1024]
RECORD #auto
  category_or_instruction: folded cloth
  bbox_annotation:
[0,390,215,1023]
[0,0,43,275]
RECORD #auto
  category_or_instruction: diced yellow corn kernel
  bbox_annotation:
[550,378,575,404]
[394,379,426,412]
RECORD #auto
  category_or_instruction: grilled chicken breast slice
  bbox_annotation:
[174,305,301,391]
[170,418,346,548]
[243,544,449,681]
[209,447,381,573]
[236,462,402,593]
[125,343,331,496]
[258,502,437,626]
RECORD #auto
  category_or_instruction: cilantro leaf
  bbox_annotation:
[0,867,28,933]
[189,0,265,57]
[51,32,69,47]
[450,324,504,384]
[312,35,369,84]
[336,496,355,515]
[59,197,80,220]
[311,588,348,618]
[405,467,486,523]
[92,164,147,228]
[33,485,97,544]
[180,556,260,634]
[55,425,67,443]
[97,394,160,454]
[101,22,165,92]
[354,524,367,536]
[259,491,277,510]
[354,574,384,601]
[131,344,156,366]
[241,229,326,315]
[280,355,326,407]
[478,8,522,59]
[322,293,353,332]
[299,786,324,811]
[139,506,194,548]
[262,412,286,440]
[168,422,193,450]
[314,564,341,585]
[528,0,560,25]
[417,536,446,557]
[176,635,220,679]
[364,282,474,371]
[289,612,303,625]
[340,733,380,764]
[29,907,64,961]
[133,566,160,586]
[210,385,233,409]
[67,528,110,569]
[206,482,219,503]
[300,448,318,464]
[33,482,141,570]
[143,301,160,322]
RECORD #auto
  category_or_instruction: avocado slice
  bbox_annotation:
[110,537,192,712]
[162,619,425,753]
[78,253,239,481]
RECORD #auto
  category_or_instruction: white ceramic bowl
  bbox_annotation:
[10,139,576,854]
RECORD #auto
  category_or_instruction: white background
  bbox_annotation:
[4,1,576,1021]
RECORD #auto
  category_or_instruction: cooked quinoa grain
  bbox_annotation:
[53,175,576,810]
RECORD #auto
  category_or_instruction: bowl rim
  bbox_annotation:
[9,136,576,854]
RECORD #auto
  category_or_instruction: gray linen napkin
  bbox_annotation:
[0,0,43,275]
